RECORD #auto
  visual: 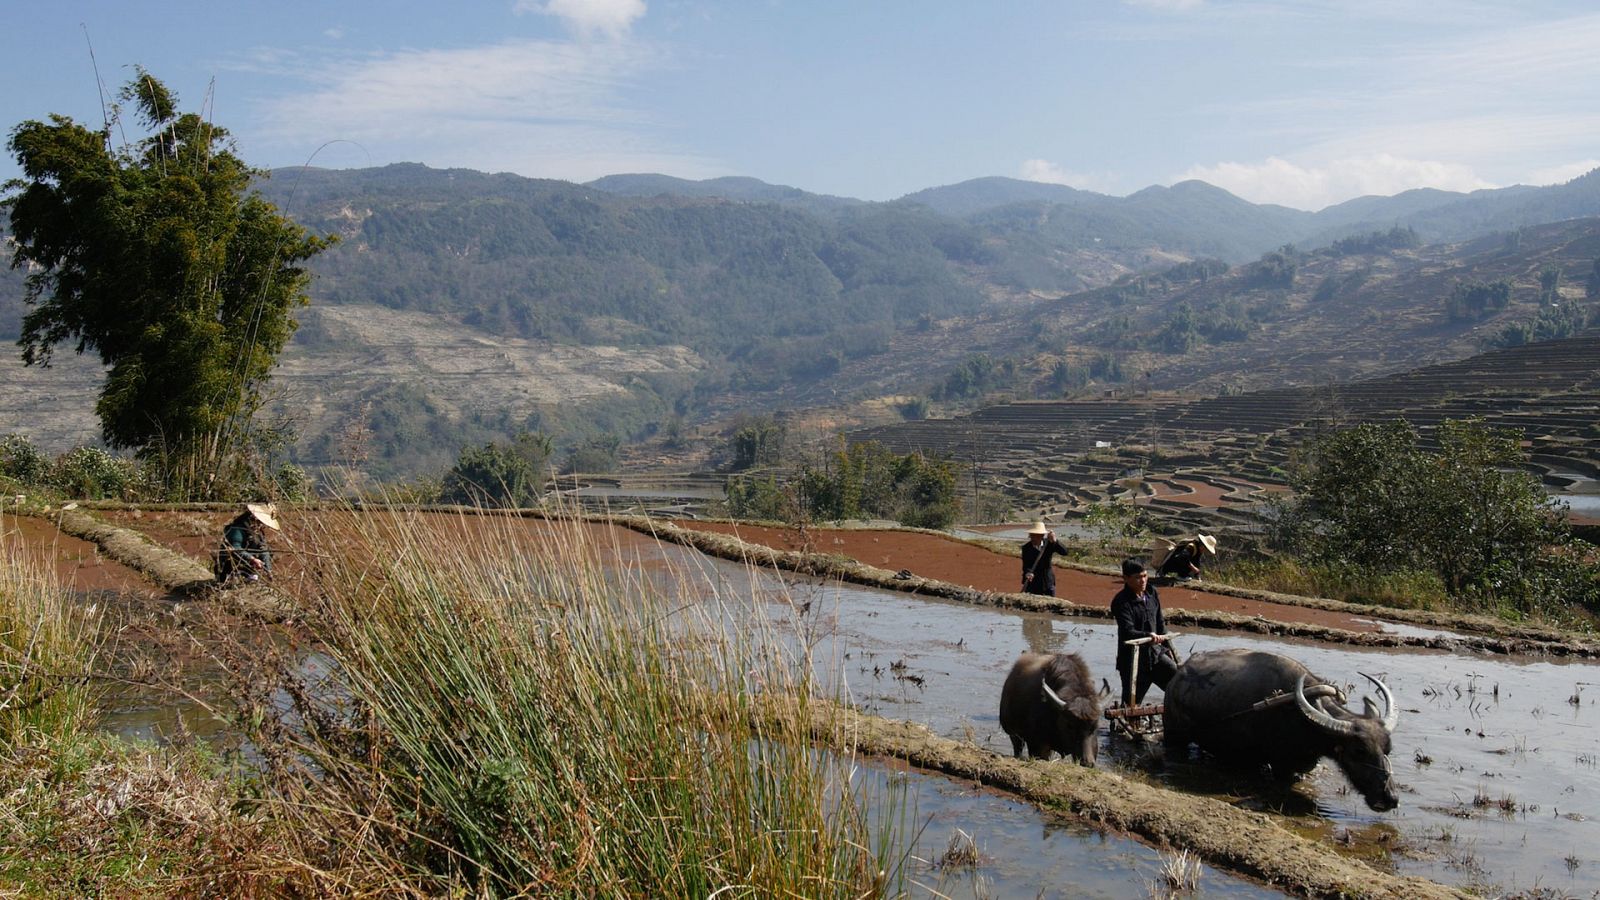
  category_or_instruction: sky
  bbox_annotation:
[3,0,1598,212]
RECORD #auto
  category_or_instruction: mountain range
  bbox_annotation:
[2,163,1598,477]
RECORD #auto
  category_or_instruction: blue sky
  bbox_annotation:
[3,0,1597,211]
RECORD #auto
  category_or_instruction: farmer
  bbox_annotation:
[216,503,279,583]
[1021,521,1068,596]
[1157,533,1216,580]
[1111,558,1174,706]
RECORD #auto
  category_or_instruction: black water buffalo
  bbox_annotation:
[999,652,1102,765]
[1162,649,1399,811]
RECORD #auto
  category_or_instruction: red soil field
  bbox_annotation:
[3,511,155,595]
[675,520,1380,633]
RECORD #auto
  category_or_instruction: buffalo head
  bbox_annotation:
[1295,673,1399,811]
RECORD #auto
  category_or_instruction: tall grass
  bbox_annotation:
[260,505,912,896]
[1212,556,1450,610]
[0,516,282,895]
[0,523,99,740]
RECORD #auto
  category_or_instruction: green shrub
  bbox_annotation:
[273,462,314,501]
[440,431,551,507]
[50,447,136,500]
[794,442,962,529]
[725,473,789,521]
[0,435,50,484]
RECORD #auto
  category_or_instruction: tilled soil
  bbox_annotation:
[665,519,1600,657]
[2,510,159,596]
[673,519,1382,633]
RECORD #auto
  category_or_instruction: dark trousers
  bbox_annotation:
[1118,646,1177,706]
[1119,667,1154,707]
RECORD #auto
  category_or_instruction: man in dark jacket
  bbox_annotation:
[1111,558,1174,706]
[1020,521,1068,596]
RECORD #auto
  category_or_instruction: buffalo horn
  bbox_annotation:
[1042,681,1069,709]
[1361,673,1399,734]
[1295,674,1357,736]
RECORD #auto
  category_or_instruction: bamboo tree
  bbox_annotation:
[4,68,331,497]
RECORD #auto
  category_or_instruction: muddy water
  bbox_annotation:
[657,551,1600,895]
[81,511,1585,893]
[865,764,1285,899]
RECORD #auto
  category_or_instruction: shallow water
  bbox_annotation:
[1562,493,1600,515]
[663,551,1600,896]
[873,765,1285,899]
[1348,617,1474,642]
[95,527,1596,894]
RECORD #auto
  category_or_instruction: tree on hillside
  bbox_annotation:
[440,431,552,508]
[794,441,962,529]
[1444,279,1511,321]
[3,69,330,496]
[1276,418,1589,615]
[1537,266,1561,303]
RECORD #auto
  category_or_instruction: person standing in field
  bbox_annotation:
[1111,558,1174,706]
[1021,521,1068,596]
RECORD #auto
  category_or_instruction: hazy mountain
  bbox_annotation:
[5,162,1599,479]
[586,173,864,218]
[897,176,1113,217]
[900,167,1600,261]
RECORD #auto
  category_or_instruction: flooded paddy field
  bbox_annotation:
[59,508,1598,894]
[53,509,1297,897]
[869,764,1286,899]
[696,560,1600,896]
[2,510,158,598]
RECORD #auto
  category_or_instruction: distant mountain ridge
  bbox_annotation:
[585,173,863,218]
[5,161,1599,479]
[589,167,1600,262]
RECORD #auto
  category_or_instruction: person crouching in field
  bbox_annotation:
[216,503,279,583]
[1156,533,1216,580]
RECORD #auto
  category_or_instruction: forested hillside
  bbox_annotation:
[5,162,1600,480]
[256,164,988,390]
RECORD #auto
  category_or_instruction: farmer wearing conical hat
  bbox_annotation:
[1156,533,1217,581]
[216,502,280,583]
[1021,521,1068,596]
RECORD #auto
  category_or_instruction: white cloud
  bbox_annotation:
[516,0,647,38]
[323,26,345,40]
[1178,155,1495,210]
[1019,159,1116,194]
[1173,12,1600,203]
[252,38,719,182]
[1528,159,1600,186]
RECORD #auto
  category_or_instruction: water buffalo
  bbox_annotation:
[999,652,1102,765]
[1162,649,1399,811]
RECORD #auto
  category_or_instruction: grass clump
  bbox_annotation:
[0,730,279,895]
[0,525,285,895]
[0,530,100,742]
[248,506,912,896]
